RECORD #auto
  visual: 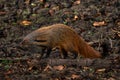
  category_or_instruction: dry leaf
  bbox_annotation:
[25,0,30,5]
[112,29,120,37]
[108,77,116,80]
[0,11,6,15]
[73,15,78,20]
[52,6,59,11]
[117,21,120,26]
[96,68,106,72]
[43,65,52,71]
[5,75,12,80]
[44,3,50,8]
[117,32,120,37]
[71,74,80,79]
[93,21,107,27]
[49,9,55,16]
[20,20,31,26]
[83,66,90,70]
[28,66,33,71]
[27,59,39,71]
[53,65,65,71]
[53,78,59,80]
[74,0,81,5]
[40,0,44,2]
[4,70,12,75]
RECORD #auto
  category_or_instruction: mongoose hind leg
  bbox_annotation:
[39,47,46,59]
[73,51,78,59]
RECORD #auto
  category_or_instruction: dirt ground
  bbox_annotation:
[0,0,120,80]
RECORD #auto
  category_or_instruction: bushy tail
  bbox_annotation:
[78,37,101,58]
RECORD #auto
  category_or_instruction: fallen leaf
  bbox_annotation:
[93,21,107,27]
[25,0,30,5]
[112,29,120,37]
[71,74,80,79]
[43,65,52,71]
[39,0,46,3]
[27,59,38,71]
[44,3,50,8]
[53,78,59,80]
[117,21,120,26]
[28,66,33,71]
[53,65,65,71]
[4,70,12,75]
[20,20,31,26]
[40,0,44,2]
[52,6,59,11]
[117,32,120,37]
[108,77,116,80]
[31,3,37,6]
[5,75,12,80]
[73,15,78,20]
[96,68,106,72]
[74,0,81,5]
[83,66,90,70]
[49,9,55,16]
[0,11,6,15]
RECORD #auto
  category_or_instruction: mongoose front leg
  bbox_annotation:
[44,47,52,58]
[60,48,68,59]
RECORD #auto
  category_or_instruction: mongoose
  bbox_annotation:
[21,24,102,58]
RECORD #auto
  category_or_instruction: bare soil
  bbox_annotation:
[0,0,120,80]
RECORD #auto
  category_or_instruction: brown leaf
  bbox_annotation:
[112,29,120,37]
[53,65,65,71]
[20,20,31,26]
[83,66,90,70]
[4,70,12,75]
[117,21,120,26]
[27,59,38,70]
[44,3,50,8]
[43,65,52,71]
[28,66,33,71]
[108,77,116,80]
[96,68,106,73]
[52,6,59,11]
[25,0,30,5]
[71,74,80,79]
[39,0,44,2]
[5,75,12,80]
[49,9,55,16]
[93,21,107,27]
[74,0,81,5]
[73,15,79,21]
[0,11,6,15]
[117,32,120,37]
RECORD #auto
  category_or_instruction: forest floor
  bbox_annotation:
[0,0,120,80]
